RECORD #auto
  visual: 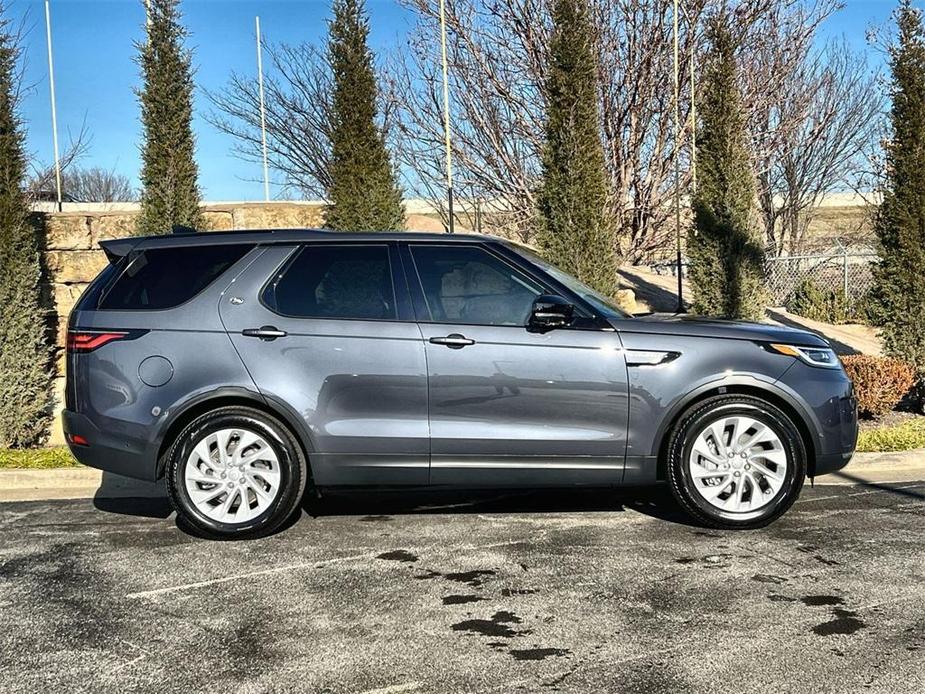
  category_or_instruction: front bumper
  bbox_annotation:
[776,361,858,477]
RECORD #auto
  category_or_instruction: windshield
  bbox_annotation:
[505,243,629,319]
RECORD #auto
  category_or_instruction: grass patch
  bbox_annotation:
[0,447,79,470]
[856,417,925,453]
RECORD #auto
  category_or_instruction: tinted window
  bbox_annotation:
[410,245,543,325]
[99,244,251,310]
[267,245,395,320]
[505,243,629,319]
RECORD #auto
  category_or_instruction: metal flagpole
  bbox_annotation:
[256,16,270,201]
[690,46,697,192]
[44,1,62,211]
[673,0,684,313]
[438,0,454,233]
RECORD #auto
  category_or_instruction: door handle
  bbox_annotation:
[429,333,475,349]
[242,326,287,341]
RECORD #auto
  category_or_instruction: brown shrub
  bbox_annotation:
[841,355,916,418]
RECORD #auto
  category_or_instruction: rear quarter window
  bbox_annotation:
[98,244,252,311]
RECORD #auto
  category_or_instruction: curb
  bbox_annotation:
[814,448,925,486]
[0,468,164,502]
[1,450,923,503]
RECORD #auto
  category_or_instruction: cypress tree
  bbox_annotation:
[872,0,925,395]
[136,0,203,235]
[537,0,617,297]
[688,13,765,321]
[0,9,52,447]
[325,0,404,231]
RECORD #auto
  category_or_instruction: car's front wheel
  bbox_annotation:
[666,395,806,529]
[166,406,307,539]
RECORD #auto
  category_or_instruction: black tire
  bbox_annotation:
[166,406,308,540]
[665,395,806,529]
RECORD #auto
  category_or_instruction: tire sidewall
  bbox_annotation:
[168,411,301,538]
[670,399,806,526]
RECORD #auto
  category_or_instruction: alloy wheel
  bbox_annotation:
[687,415,788,513]
[183,428,281,524]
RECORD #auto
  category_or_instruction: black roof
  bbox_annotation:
[99,228,497,259]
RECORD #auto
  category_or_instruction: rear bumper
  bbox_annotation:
[814,451,854,476]
[62,410,158,482]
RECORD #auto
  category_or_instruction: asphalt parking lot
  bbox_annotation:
[1,482,923,694]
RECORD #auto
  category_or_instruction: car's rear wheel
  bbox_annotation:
[666,395,806,529]
[166,406,307,539]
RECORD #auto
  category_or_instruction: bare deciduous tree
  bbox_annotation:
[62,166,137,202]
[389,0,849,259]
[207,37,400,201]
[206,0,877,261]
[746,8,882,255]
[25,127,92,202]
[206,41,333,199]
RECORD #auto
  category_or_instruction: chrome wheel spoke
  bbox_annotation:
[247,463,280,480]
[186,470,221,485]
[750,458,784,482]
[192,439,221,472]
[708,422,729,456]
[746,472,764,509]
[738,422,773,450]
[728,416,752,451]
[214,430,232,467]
[700,475,732,499]
[690,463,724,479]
[691,439,724,467]
[190,484,226,505]
[757,447,788,467]
[246,477,274,503]
[735,475,748,510]
[234,489,253,521]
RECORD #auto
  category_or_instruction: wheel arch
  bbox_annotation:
[654,383,819,482]
[154,388,315,481]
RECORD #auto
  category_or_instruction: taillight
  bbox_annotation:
[67,331,129,353]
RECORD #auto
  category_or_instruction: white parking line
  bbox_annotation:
[125,551,370,599]
[357,683,421,694]
[796,483,925,504]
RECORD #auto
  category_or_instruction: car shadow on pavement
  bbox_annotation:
[826,471,925,500]
[93,495,174,518]
[92,471,173,519]
[300,485,700,528]
[87,476,703,537]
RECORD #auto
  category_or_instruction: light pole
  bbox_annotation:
[44,1,62,211]
[684,4,697,192]
[673,0,683,313]
[672,0,697,313]
[255,16,270,201]
[438,0,455,233]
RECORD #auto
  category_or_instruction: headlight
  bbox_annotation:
[768,343,840,368]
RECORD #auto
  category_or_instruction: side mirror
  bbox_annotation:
[528,294,574,332]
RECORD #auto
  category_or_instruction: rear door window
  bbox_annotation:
[264,244,396,320]
[98,244,252,310]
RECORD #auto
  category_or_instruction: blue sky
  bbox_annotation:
[10,0,898,200]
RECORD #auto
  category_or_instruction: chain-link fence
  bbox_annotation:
[647,249,878,315]
[764,250,877,308]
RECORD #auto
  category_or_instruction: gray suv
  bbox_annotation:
[64,230,857,538]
